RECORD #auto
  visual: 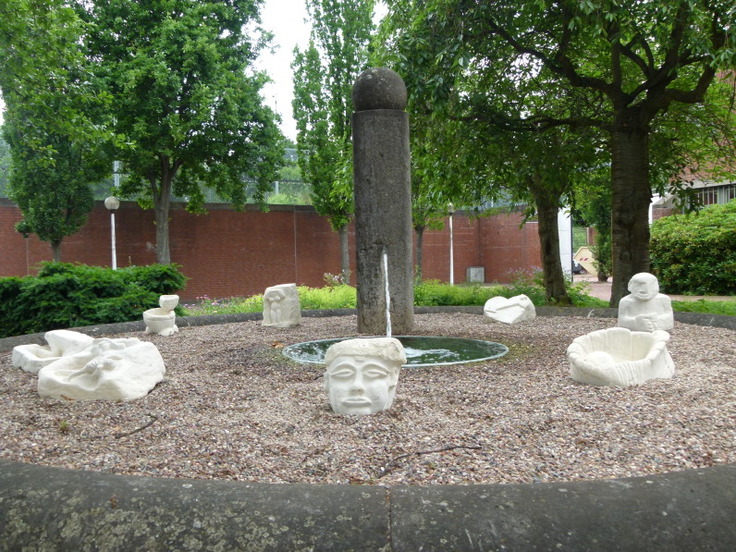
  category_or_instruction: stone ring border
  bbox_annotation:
[2,307,735,551]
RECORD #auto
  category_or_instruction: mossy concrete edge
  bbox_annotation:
[1,306,734,550]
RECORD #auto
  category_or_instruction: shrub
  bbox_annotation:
[298,285,357,310]
[414,280,505,306]
[650,200,736,295]
[0,263,187,338]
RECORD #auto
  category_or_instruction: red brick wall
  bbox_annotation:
[1,199,541,300]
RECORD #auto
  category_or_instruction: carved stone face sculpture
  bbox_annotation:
[628,273,658,300]
[323,337,406,415]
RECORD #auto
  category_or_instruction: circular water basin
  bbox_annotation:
[282,336,508,367]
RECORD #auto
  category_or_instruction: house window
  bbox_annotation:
[696,183,736,206]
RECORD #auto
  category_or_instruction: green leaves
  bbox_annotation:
[74,0,284,262]
[651,200,736,295]
[292,0,376,230]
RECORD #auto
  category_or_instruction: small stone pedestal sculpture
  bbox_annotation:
[483,294,536,324]
[12,330,166,401]
[567,327,674,387]
[617,272,674,332]
[143,294,180,336]
[263,283,301,328]
[324,337,406,416]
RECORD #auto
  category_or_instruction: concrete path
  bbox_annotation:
[574,275,734,303]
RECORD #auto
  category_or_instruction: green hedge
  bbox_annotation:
[0,263,187,338]
[650,200,736,295]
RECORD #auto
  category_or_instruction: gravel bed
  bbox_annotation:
[1,313,735,486]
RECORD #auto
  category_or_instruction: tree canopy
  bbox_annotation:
[292,0,376,281]
[0,0,112,260]
[382,0,736,303]
[78,0,284,264]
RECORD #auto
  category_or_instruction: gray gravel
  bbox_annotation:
[1,313,734,486]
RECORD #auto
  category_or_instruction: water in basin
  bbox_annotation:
[283,335,508,367]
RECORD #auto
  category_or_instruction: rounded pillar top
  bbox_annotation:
[352,67,407,111]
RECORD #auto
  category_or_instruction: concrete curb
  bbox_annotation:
[1,460,735,551]
[1,307,735,550]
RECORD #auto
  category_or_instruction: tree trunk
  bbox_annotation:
[609,123,652,306]
[153,158,174,265]
[530,177,571,305]
[51,241,62,262]
[415,225,425,282]
[339,224,350,284]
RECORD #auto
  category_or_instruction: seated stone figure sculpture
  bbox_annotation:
[143,294,180,336]
[324,337,406,416]
[618,273,673,332]
[263,283,301,328]
[12,330,166,401]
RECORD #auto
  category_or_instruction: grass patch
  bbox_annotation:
[670,299,736,317]
[182,279,733,318]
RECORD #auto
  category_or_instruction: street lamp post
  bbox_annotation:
[448,203,455,285]
[104,196,120,270]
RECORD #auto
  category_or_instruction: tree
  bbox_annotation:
[79,0,284,264]
[0,131,10,196]
[0,0,112,261]
[382,0,736,305]
[292,0,375,282]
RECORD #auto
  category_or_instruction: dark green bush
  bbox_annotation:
[0,263,187,338]
[650,200,736,295]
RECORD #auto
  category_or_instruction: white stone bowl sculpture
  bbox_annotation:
[143,294,180,336]
[12,330,94,375]
[567,327,674,387]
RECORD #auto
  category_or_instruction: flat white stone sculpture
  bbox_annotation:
[567,327,674,387]
[618,272,674,332]
[483,294,536,324]
[12,331,165,401]
[12,330,95,375]
[263,283,301,328]
[143,294,180,336]
[324,337,406,416]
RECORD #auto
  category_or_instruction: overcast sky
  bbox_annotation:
[256,0,312,141]
[0,1,386,140]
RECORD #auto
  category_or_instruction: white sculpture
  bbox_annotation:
[324,337,406,416]
[12,331,166,401]
[567,327,674,387]
[483,294,536,324]
[12,329,94,375]
[618,272,674,332]
[143,294,180,336]
[263,283,301,328]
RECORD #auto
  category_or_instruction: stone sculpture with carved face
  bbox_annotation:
[323,337,406,415]
[618,272,674,332]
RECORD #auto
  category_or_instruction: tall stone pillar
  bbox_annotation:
[352,67,414,335]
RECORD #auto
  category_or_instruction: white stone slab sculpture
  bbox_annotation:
[263,283,301,328]
[324,337,406,416]
[143,294,180,336]
[483,294,536,324]
[35,335,166,401]
[12,330,165,401]
[567,327,674,387]
[617,272,674,332]
[12,329,95,375]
